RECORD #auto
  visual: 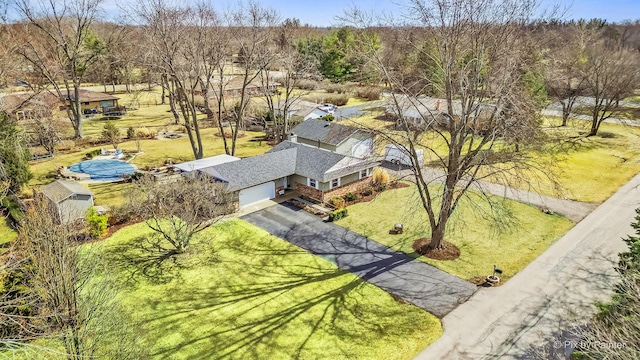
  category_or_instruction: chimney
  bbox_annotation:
[288,133,298,143]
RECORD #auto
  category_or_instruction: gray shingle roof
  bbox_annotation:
[198,141,380,191]
[291,119,360,146]
[41,179,93,203]
[268,141,379,182]
[199,148,297,191]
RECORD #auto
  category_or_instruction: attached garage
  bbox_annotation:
[239,181,275,208]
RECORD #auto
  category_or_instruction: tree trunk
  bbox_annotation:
[429,221,447,249]
[161,74,167,105]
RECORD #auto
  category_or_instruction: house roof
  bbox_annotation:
[199,149,297,191]
[63,89,120,102]
[41,179,93,203]
[198,141,379,191]
[268,141,378,182]
[173,154,240,172]
[0,92,60,113]
[290,119,361,146]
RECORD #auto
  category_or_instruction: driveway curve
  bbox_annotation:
[241,203,476,317]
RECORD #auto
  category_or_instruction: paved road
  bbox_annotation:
[334,100,386,119]
[415,172,640,359]
[384,164,595,222]
[241,203,477,318]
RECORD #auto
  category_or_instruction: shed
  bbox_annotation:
[41,179,94,223]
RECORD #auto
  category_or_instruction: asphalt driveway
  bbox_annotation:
[241,203,477,317]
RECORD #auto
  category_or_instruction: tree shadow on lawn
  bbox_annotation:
[103,233,189,285]
[143,236,434,359]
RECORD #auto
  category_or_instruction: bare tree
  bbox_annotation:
[259,18,317,143]
[222,1,279,156]
[582,44,640,136]
[345,0,552,250]
[16,197,139,359]
[126,173,234,255]
[14,0,107,139]
[543,26,589,126]
[136,0,229,159]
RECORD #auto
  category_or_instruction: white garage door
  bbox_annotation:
[239,182,275,208]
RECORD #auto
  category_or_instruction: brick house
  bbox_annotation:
[184,119,379,208]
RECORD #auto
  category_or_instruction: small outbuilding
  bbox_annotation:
[41,179,94,223]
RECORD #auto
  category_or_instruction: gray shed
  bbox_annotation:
[41,179,94,223]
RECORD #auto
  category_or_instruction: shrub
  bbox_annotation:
[134,127,151,138]
[361,188,373,196]
[168,125,186,133]
[85,149,101,159]
[328,208,348,222]
[325,84,349,94]
[372,168,390,186]
[85,207,108,238]
[303,93,349,106]
[330,196,345,209]
[126,126,135,139]
[343,192,357,202]
[354,86,382,101]
[297,79,319,90]
[319,114,335,122]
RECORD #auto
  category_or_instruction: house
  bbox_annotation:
[40,179,94,223]
[61,89,125,115]
[386,96,501,131]
[183,120,379,209]
[289,118,374,158]
[0,89,125,119]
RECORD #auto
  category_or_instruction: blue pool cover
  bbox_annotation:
[69,160,135,181]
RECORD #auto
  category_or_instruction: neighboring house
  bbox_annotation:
[0,89,124,119]
[196,76,280,99]
[289,118,374,158]
[386,96,501,131]
[40,179,94,223]
[185,120,379,209]
[61,89,124,115]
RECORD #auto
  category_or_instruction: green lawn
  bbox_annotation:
[537,119,640,203]
[89,220,440,359]
[347,114,640,204]
[0,219,18,254]
[336,184,574,281]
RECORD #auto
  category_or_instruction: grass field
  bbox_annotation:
[347,113,640,204]
[336,184,574,281]
[88,220,441,359]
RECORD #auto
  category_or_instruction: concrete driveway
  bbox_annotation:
[241,203,477,317]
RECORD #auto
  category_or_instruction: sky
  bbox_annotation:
[239,0,640,26]
[56,0,640,26]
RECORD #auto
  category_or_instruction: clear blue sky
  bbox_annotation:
[227,0,640,26]
[97,0,640,26]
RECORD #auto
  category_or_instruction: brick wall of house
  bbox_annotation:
[296,177,373,203]
[324,178,372,201]
[295,183,324,202]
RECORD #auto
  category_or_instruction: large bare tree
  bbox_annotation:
[582,43,640,136]
[126,173,234,255]
[221,1,279,156]
[346,0,551,250]
[14,0,107,139]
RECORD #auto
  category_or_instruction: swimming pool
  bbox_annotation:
[69,159,135,181]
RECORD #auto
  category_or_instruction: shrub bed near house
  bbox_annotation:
[328,208,348,222]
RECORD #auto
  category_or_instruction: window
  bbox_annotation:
[359,168,370,179]
[308,178,318,189]
[331,178,340,189]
